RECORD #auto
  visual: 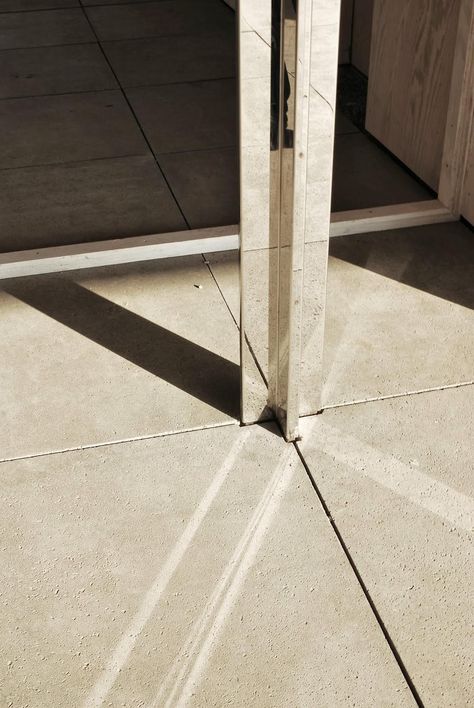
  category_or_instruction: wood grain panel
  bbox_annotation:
[352,0,374,75]
[438,0,474,223]
[339,0,354,64]
[366,0,460,190]
[461,132,474,225]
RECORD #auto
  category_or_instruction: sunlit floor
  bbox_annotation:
[1,221,473,706]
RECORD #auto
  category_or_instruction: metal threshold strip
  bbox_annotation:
[0,225,239,280]
[0,199,457,280]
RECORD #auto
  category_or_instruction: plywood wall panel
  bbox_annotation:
[461,132,474,225]
[352,0,374,75]
[339,0,354,64]
[366,0,460,190]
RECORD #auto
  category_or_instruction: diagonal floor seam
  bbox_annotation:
[202,253,270,389]
[293,438,426,708]
[77,0,191,229]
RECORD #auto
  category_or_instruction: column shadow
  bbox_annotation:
[5,277,240,419]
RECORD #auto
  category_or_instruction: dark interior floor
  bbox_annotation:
[0,0,433,254]
[0,0,238,253]
[333,64,434,211]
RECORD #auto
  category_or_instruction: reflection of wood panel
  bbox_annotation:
[438,0,474,224]
[366,0,460,190]
[339,0,354,64]
[461,132,474,225]
[339,0,373,73]
[352,0,374,75]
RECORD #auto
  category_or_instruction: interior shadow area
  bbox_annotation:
[329,221,474,311]
[4,277,240,419]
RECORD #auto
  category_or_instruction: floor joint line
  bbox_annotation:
[293,440,426,708]
[316,380,474,412]
[78,0,191,229]
[0,420,239,465]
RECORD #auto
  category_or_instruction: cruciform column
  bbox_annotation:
[239,0,341,440]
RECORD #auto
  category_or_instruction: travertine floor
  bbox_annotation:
[0,0,432,253]
[1,220,473,706]
[0,0,238,252]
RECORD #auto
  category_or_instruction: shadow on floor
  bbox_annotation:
[329,222,474,311]
[5,277,240,419]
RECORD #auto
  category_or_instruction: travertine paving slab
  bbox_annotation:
[0,90,147,169]
[0,9,93,50]
[206,222,473,412]
[0,256,239,460]
[332,132,432,211]
[103,30,235,88]
[160,147,239,228]
[0,424,412,706]
[0,155,186,252]
[127,79,237,155]
[86,0,233,42]
[322,222,474,406]
[335,109,359,135]
[299,385,474,707]
[205,250,240,320]
[0,44,117,99]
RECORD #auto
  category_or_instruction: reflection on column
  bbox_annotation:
[269,0,303,439]
[240,0,339,440]
[239,0,273,424]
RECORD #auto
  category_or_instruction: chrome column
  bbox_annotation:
[239,0,340,441]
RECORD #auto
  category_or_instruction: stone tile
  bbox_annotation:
[204,248,272,424]
[238,29,270,80]
[205,249,240,320]
[305,88,336,243]
[0,90,147,169]
[0,423,412,706]
[240,1,271,44]
[0,155,186,252]
[206,221,474,413]
[127,79,237,155]
[240,144,270,251]
[86,0,233,42]
[322,222,474,406]
[299,385,474,707]
[103,30,236,88]
[0,255,240,459]
[332,132,432,212]
[335,109,359,135]
[0,44,117,99]
[0,9,93,50]
[207,248,276,420]
[0,0,78,8]
[159,147,239,228]
[240,74,270,151]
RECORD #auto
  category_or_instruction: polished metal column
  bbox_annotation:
[239,0,340,441]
